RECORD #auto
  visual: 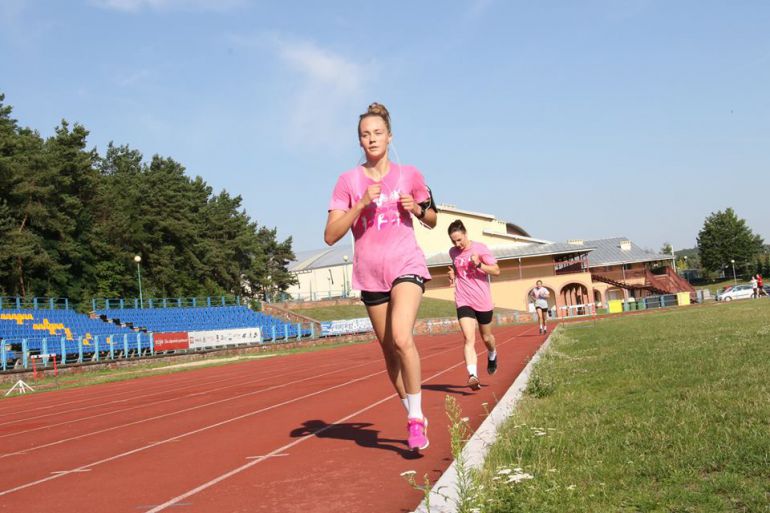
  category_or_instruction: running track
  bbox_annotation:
[0,324,546,513]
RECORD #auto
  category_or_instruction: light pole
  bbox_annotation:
[730,259,737,285]
[343,255,349,297]
[134,255,144,308]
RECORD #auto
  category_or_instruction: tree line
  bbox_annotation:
[666,208,767,279]
[0,93,295,307]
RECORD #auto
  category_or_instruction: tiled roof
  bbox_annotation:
[424,242,595,267]
[583,237,672,267]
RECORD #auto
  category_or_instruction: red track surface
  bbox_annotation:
[0,324,546,513]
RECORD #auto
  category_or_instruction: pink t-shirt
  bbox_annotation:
[328,163,431,292]
[449,241,496,311]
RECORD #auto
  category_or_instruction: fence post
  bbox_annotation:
[284,324,289,341]
[60,337,66,366]
[123,334,129,359]
[16,296,21,309]
[272,325,277,341]
[296,323,301,340]
[42,338,48,365]
[94,336,100,362]
[78,337,84,363]
[1,342,6,372]
[310,323,315,339]
[150,333,155,356]
[136,334,142,357]
[33,297,38,309]
[109,336,115,360]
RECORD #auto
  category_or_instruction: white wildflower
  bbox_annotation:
[461,417,470,423]
[497,468,512,475]
[400,470,416,477]
[507,472,534,483]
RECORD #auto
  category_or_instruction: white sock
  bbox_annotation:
[401,396,409,412]
[467,364,477,377]
[488,351,497,361]
[406,392,423,420]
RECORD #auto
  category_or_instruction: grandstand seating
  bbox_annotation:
[0,309,151,363]
[94,305,309,339]
[1,304,312,369]
[0,309,150,359]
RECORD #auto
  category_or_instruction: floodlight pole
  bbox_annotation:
[134,255,144,308]
[730,259,737,285]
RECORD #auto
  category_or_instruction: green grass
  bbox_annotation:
[298,297,459,321]
[475,301,770,512]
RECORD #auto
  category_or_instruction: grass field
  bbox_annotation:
[474,300,770,512]
[298,297,460,321]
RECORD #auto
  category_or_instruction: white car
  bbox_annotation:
[716,284,755,301]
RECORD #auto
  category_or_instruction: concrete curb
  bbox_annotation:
[413,329,557,513]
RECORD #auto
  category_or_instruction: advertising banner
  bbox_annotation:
[153,332,190,351]
[187,327,262,350]
[320,318,373,337]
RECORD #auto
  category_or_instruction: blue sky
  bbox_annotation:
[1,0,768,253]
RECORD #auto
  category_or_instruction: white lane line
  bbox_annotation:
[0,327,521,500]
[245,454,288,460]
[0,358,379,458]
[0,353,333,427]
[145,331,524,512]
[0,366,389,497]
[0,357,353,439]
[51,469,91,475]
[0,370,237,421]
[0,373,237,427]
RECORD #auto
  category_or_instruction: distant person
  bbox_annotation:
[324,102,437,452]
[530,280,550,334]
[750,275,758,298]
[446,220,500,391]
[756,274,766,297]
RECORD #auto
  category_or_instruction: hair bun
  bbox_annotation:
[368,102,390,119]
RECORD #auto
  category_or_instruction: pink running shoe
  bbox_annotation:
[407,417,429,451]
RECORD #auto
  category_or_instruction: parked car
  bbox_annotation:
[716,284,755,301]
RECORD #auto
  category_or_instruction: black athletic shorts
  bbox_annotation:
[456,306,494,325]
[360,274,426,307]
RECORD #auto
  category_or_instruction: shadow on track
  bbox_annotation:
[290,420,422,460]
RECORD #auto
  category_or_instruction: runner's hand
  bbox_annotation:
[360,184,382,207]
[447,266,455,285]
[399,193,417,214]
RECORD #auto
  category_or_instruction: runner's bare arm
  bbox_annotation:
[324,184,381,245]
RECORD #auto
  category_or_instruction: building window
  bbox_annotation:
[554,253,588,275]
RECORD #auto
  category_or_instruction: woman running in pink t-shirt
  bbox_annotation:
[446,220,500,391]
[324,103,437,452]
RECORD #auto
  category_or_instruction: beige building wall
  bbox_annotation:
[424,255,596,313]
[414,206,533,258]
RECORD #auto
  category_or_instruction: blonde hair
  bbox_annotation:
[358,102,391,135]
